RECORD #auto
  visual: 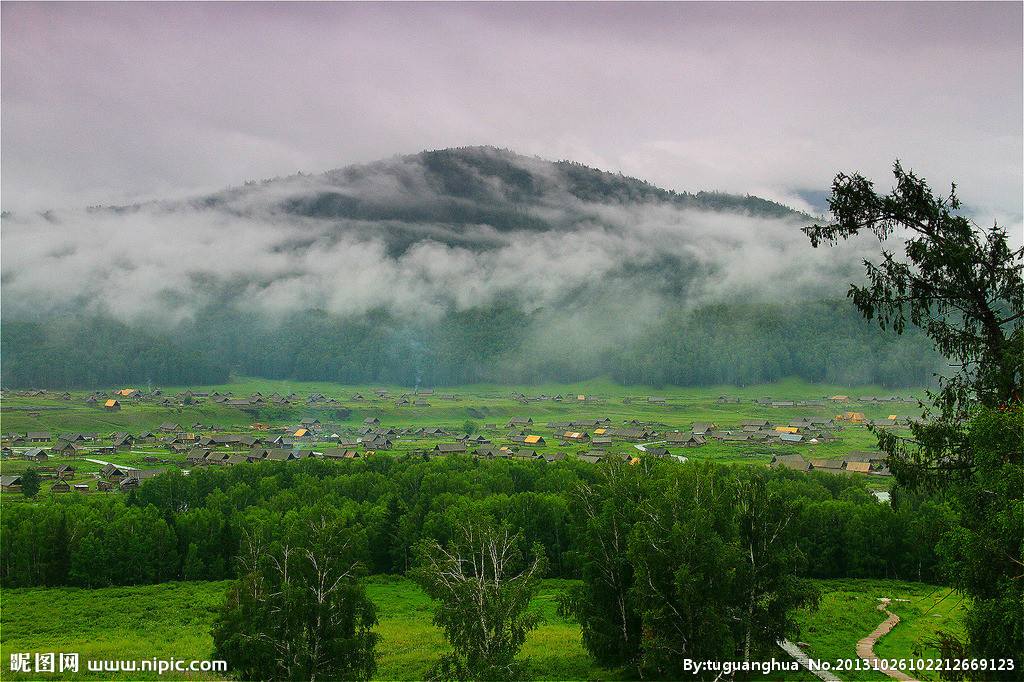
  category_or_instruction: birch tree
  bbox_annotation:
[212,509,378,681]
[412,518,546,681]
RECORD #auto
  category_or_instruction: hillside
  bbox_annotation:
[0,147,938,388]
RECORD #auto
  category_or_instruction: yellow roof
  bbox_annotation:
[594,428,606,435]
[577,395,586,401]
[294,428,308,437]
[775,426,799,433]
[830,395,849,400]
[629,457,640,465]
[524,435,542,444]
[887,415,898,421]
[117,388,136,396]
[104,399,118,407]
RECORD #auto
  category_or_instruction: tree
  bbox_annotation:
[20,467,41,498]
[558,459,645,669]
[212,510,378,681]
[624,465,815,678]
[803,162,1022,475]
[411,518,546,681]
[805,162,1023,676]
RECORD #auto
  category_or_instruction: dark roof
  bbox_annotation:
[771,454,808,471]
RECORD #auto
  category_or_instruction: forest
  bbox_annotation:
[0,455,952,589]
[0,299,938,389]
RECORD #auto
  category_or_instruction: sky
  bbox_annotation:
[2,1,1022,222]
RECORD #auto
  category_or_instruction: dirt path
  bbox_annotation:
[83,458,138,470]
[855,598,917,682]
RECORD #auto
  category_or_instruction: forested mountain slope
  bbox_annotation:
[0,147,938,387]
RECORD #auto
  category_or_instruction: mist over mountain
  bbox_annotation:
[1,147,939,388]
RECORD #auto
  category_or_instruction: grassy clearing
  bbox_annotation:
[0,577,963,681]
[792,579,968,681]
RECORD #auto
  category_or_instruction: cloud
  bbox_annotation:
[0,152,881,331]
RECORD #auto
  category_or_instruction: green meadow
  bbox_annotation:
[1,378,917,495]
[0,577,963,681]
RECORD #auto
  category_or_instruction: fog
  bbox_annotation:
[1,150,879,331]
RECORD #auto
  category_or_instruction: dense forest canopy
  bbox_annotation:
[0,147,939,388]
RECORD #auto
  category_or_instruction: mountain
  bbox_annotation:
[0,147,938,388]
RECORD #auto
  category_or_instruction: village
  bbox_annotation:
[0,384,915,496]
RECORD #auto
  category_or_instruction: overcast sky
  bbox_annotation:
[2,1,1021,220]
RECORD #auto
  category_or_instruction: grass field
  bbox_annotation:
[0,577,963,681]
[792,580,969,681]
[2,378,916,496]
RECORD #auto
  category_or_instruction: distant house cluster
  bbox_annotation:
[771,452,890,476]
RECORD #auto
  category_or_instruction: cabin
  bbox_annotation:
[523,435,545,445]
[845,461,873,474]
[24,448,49,461]
[543,452,567,463]
[264,450,296,462]
[809,458,844,472]
[1,475,23,492]
[513,449,539,460]
[610,428,652,441]
[96,480,114,492]
[506,417,533,428]
[56,464,76,479]
[473,447,504,459]
[50,480,71,493]
[434,443,467,454]
[691,423,717,435]
[50,441,80,456]
[590,437,613,448]
[578,454,603,464]
[779,433,804,444]
[562,431,588,442]
[112,433,134,450]
[27,432,52,443]
[723,433,752,443]
[101,464,129,482]
[186,450,211,465]
[645,447,671,458]
[363,438,393,450]
[72,484,90,493]
[104,399,121,411]
[770,454,809,471]
[322,448,360,460]
[363,417,381,426]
